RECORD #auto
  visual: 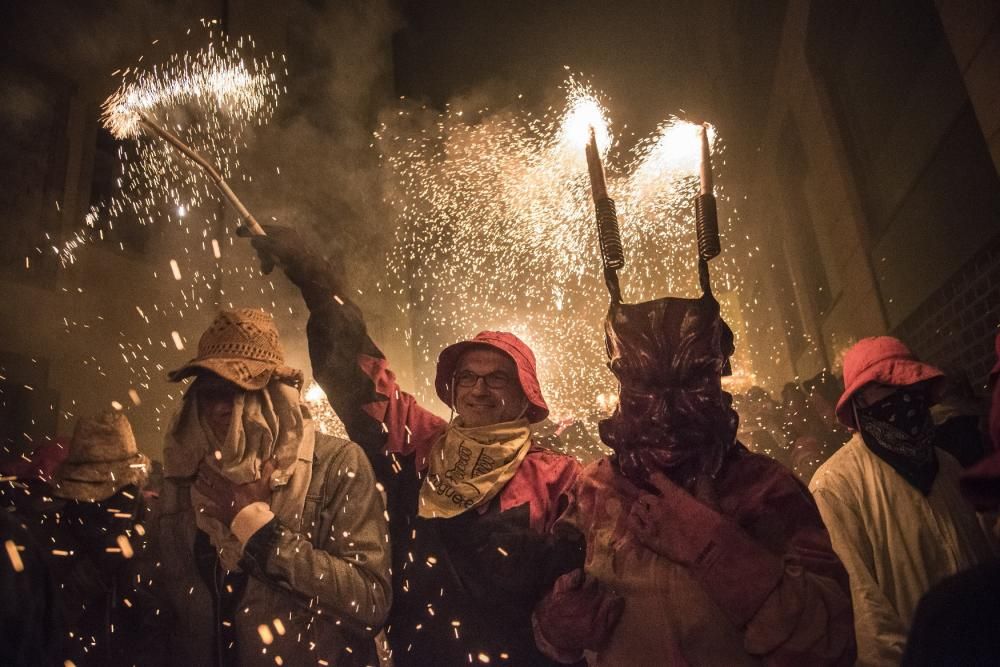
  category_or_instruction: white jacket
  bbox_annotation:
[810,435,996,666]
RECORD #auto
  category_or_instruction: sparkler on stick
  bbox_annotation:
[101,42,279,236]
[585,125,625,303]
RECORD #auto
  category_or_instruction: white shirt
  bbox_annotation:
[810,435,996,666]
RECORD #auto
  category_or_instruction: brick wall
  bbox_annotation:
[894,230,1000,390]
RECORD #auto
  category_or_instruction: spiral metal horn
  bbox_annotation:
[596,197,625,270]
[695,193,720,261]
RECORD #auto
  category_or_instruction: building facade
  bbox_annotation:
[718,0,1000,392]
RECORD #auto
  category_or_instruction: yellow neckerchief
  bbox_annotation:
[418,417,532,519]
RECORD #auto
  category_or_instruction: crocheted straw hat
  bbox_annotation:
[835,336,944,429]
[168,308,301,390]
[52,411,150,501]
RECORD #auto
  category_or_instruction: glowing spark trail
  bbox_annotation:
[101,37,277,235]
[101,54,269,141]
[55,26,282,264]
[29,26,286,432]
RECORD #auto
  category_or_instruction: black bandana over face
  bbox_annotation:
[599,293,738,490]
[855,387,938,495]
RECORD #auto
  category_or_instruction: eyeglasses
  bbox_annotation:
[454,370,513,389]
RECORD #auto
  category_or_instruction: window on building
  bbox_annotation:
[0,63,68,287]
[804,0,967,239]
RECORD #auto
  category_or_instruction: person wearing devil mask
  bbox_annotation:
[533,284,856,665]
[241,225,585,666]
[809,336,997,666]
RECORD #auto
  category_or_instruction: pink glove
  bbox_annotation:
[194,459,275,526]
[627,472,723,565]
[533,568,624,661]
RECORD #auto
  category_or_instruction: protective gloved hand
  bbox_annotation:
[626,471,724,565]
[237,224,346,309]
[237,224,313,278]
[533,568,624,656]
[194,459,275,526]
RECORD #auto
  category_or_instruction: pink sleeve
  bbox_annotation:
[500,448,582,534]
[693,457,857,666]
[356,352,446,468]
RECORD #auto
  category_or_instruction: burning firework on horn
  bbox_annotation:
[695,121,721,262]
[557,81,612,154]
[584,123,625,303]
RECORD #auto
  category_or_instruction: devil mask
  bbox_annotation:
[599,291,738,489]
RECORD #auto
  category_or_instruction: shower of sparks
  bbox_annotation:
[17,38,769,469]
[101,48,273,141]
[52,22,283,266]
[558,81,612,154]
[302,381,348,440]
[377,76,752,456]
[17,24,293,433]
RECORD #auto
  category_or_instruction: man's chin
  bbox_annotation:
[459,406,501,427]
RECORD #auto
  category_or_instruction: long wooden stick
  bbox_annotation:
[138,113,266,236]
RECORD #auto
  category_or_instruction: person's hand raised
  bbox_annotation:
[236,224,306,276]
[237,224,347,309]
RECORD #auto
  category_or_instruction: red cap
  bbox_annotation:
[435,331,549,423]
[835,336,944,430]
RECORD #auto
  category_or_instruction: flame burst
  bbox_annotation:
[377,77,748,458]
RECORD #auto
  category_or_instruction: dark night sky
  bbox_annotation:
[392,0,737,141]
[386,0,792,211]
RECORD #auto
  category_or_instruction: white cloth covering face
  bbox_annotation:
[164,380,314,568]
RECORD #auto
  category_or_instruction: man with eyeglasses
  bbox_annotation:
[242,226,592,666]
